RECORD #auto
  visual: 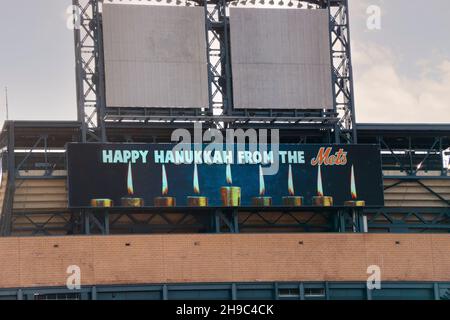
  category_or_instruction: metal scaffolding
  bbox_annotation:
[72,0,355,141]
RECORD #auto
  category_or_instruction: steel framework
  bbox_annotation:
[72,0,355,142]
[1,281,449,300]
[0,121,449,236]
[72,0,106,142]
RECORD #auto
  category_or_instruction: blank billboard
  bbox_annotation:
[230,8,333,110]
[102,4,208,108]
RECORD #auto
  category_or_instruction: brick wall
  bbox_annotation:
[0,234,449,289]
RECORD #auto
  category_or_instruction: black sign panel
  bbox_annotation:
[67,143,384,208]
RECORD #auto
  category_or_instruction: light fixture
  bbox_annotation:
[278,0,284,5]
[297,1,303,8]
[288,0,293,7]
[269,0,274,5]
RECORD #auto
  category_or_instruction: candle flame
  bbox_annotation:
[350,165,357,200]
[127,162,134,195]
[259,165,265,196]
[287,164,294,196]
[162,164,168,196]
[226,163,232,185]
[193,163,200,195]
[317,165,323,196]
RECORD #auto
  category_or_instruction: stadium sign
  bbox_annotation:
[67,143,384,208]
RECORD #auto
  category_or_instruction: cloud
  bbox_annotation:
[352,42,450,123]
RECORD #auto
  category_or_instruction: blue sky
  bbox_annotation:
[0,0,449,123]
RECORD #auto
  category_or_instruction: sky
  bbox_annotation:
[0,0,449,124]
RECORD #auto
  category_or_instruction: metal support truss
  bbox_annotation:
[10,211,79,236]
[214,209,239,233]
[14,135,66,179]
[366,207,450,233]
[328,0,357,143]
[72,0,106,142]
[204,0,231,118]
[379,137,447,177]
[77,207,371,235]
[83,210,109,234]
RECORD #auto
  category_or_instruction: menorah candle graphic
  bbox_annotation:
[252,165,272,206]
[90,198,113,208]
[187,164,208,207]
[312,165,333,207]
[154,164,176,207]
[220,164,241,207]
[344,165,366,207]
[282,164,303,206]
[120,162,144,207]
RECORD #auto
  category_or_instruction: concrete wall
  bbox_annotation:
[0,234,449,289]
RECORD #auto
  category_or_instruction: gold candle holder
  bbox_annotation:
[121,197,144,207]
[252,196,272,207]
[282,196,303,207]
[344,200,366,207]
[221,186,241,207]
[187,196,208,207]
[312,196,333,207]
[90,199,114,208]
[154,197,176,207]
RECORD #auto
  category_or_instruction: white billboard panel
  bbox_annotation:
[103,4,208,108]
[230,8,333,109]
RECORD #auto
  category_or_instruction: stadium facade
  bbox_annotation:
[0,0,449,300]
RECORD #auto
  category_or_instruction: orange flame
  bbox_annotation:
[162,164,168,196]
[350,165,357,200]
[259,165,265,196]
[317,165,323,196]
[287,164,294,196]
[127,162,134,195]
[193,163,200,195]
[226,163,232,185]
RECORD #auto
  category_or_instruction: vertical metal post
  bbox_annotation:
[299,283,305,300]
[214,209,221,233]
[221,0,233,116]
[163,285,169,300]
[84,210,90,235]
[232,209,239,233]
[434,283,440,300]
[204,0,214,114]
[274,283,279,300]
[440,138,446,176]
[366,287,372,300]
[104,210,110,234]
[327,1,340,143]
[1,121,16,236]
[231,283,237,300]
[343,0,357,143]
[17,289,23,300]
